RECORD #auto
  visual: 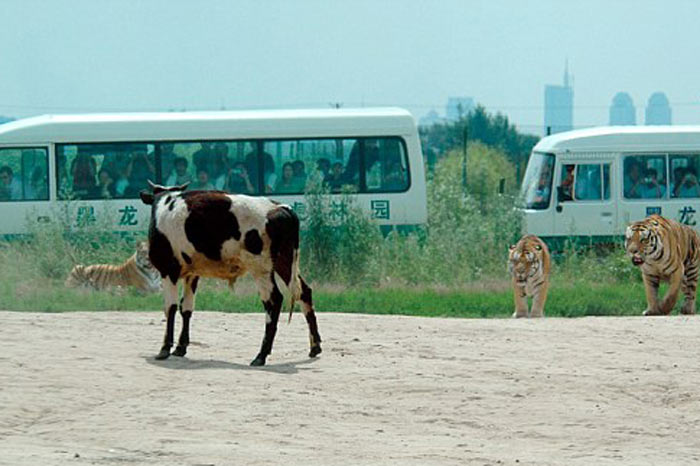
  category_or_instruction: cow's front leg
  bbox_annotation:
[251,274,283,366]
[173,276,198,357]
[156,279,179,360]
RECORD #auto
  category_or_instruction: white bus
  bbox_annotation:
[0,108,427,237]
[521,125,700,247]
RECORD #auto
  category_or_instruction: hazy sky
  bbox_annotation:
[1,0,698,135]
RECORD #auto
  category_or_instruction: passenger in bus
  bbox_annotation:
[623,160,643,199]
[0,165,22,200]
[245,149,277,193]
[190,168,215,191]
[324,162,345,191]
[676,168,700,198]
[671,166,686,198]
[160,143,176,180]
[193,142,214,175]
[559,165,575,201]
[639,168,666,199]
[292,160,307,189]
[226,161,255,194]
[166,157,194,186]
[533,167,552,205]
[71,153,97,197]
[276,162,304,194]
[211,143,230,190]
[127,146,155,192]
[93,168,116,199]
[115,166,131,197]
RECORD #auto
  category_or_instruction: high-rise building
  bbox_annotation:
[645,92,672,125]
[609,92,636,125]
[445,97,475,121]
[544,62,574,134]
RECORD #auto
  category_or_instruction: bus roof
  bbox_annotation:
[534,125,700,154]
[0,107,416,144]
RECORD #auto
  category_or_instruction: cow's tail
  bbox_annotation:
[287,247,302,323]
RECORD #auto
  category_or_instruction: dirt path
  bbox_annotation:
[1,311,699,465]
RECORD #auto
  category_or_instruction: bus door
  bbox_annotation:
[552,158,616,238]
[0,146,52,237]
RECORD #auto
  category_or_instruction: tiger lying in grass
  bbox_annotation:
[625,214,700,315]
[65,241,161,293]
[508,235,551,318]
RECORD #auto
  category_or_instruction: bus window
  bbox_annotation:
[670,154,700,198]
[57,143,155,200]
[624,155,667,199]
[263,138,359,194]
[0,147,48,201]
[364,137,409,193]
[521,152,554,209]
[157,141,256,194]
[573,164,610,201]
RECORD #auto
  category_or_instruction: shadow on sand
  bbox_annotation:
[144,353,320,374]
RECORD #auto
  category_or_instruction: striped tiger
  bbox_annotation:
[508,235,551,318]
[65,241,161,293]
[625,214,700,316]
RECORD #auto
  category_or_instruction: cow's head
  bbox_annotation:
[140,180,190,205]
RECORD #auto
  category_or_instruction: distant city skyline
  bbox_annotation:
[2,0,700,136]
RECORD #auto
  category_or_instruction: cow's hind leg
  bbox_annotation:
[173,276,199,357]
[251,274,283,366]
[300,276,322,358]
[156,279,179,360]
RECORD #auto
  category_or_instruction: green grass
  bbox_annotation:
[1,278,657,318]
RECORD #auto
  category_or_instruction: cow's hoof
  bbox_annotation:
[155,348,171,360]
[250,357,266,367]
[309,345,322,358]
[172,346,187,357]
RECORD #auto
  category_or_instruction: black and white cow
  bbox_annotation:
[139,182,322,366]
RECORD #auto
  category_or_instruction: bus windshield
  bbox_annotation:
[521,152,555,209]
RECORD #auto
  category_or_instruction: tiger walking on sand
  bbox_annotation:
[625,214,700,315]
[508,235,551,318]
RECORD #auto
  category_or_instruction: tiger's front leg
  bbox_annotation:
[512,281,529,318]
[680,266,699,315]
[642,274,662,316]
[658,270,683,315]
[529,283,548,318]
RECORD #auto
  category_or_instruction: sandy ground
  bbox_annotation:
[1,311,700,466]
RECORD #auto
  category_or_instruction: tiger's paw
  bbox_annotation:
[642,308,663,316]
[512,311,528,318]
[680,304,696,315]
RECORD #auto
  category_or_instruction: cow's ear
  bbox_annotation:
[140,190,154,205]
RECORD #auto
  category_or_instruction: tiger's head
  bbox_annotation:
[135,241,155,271]
[625,216,663,267]
[508,236,547,284]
